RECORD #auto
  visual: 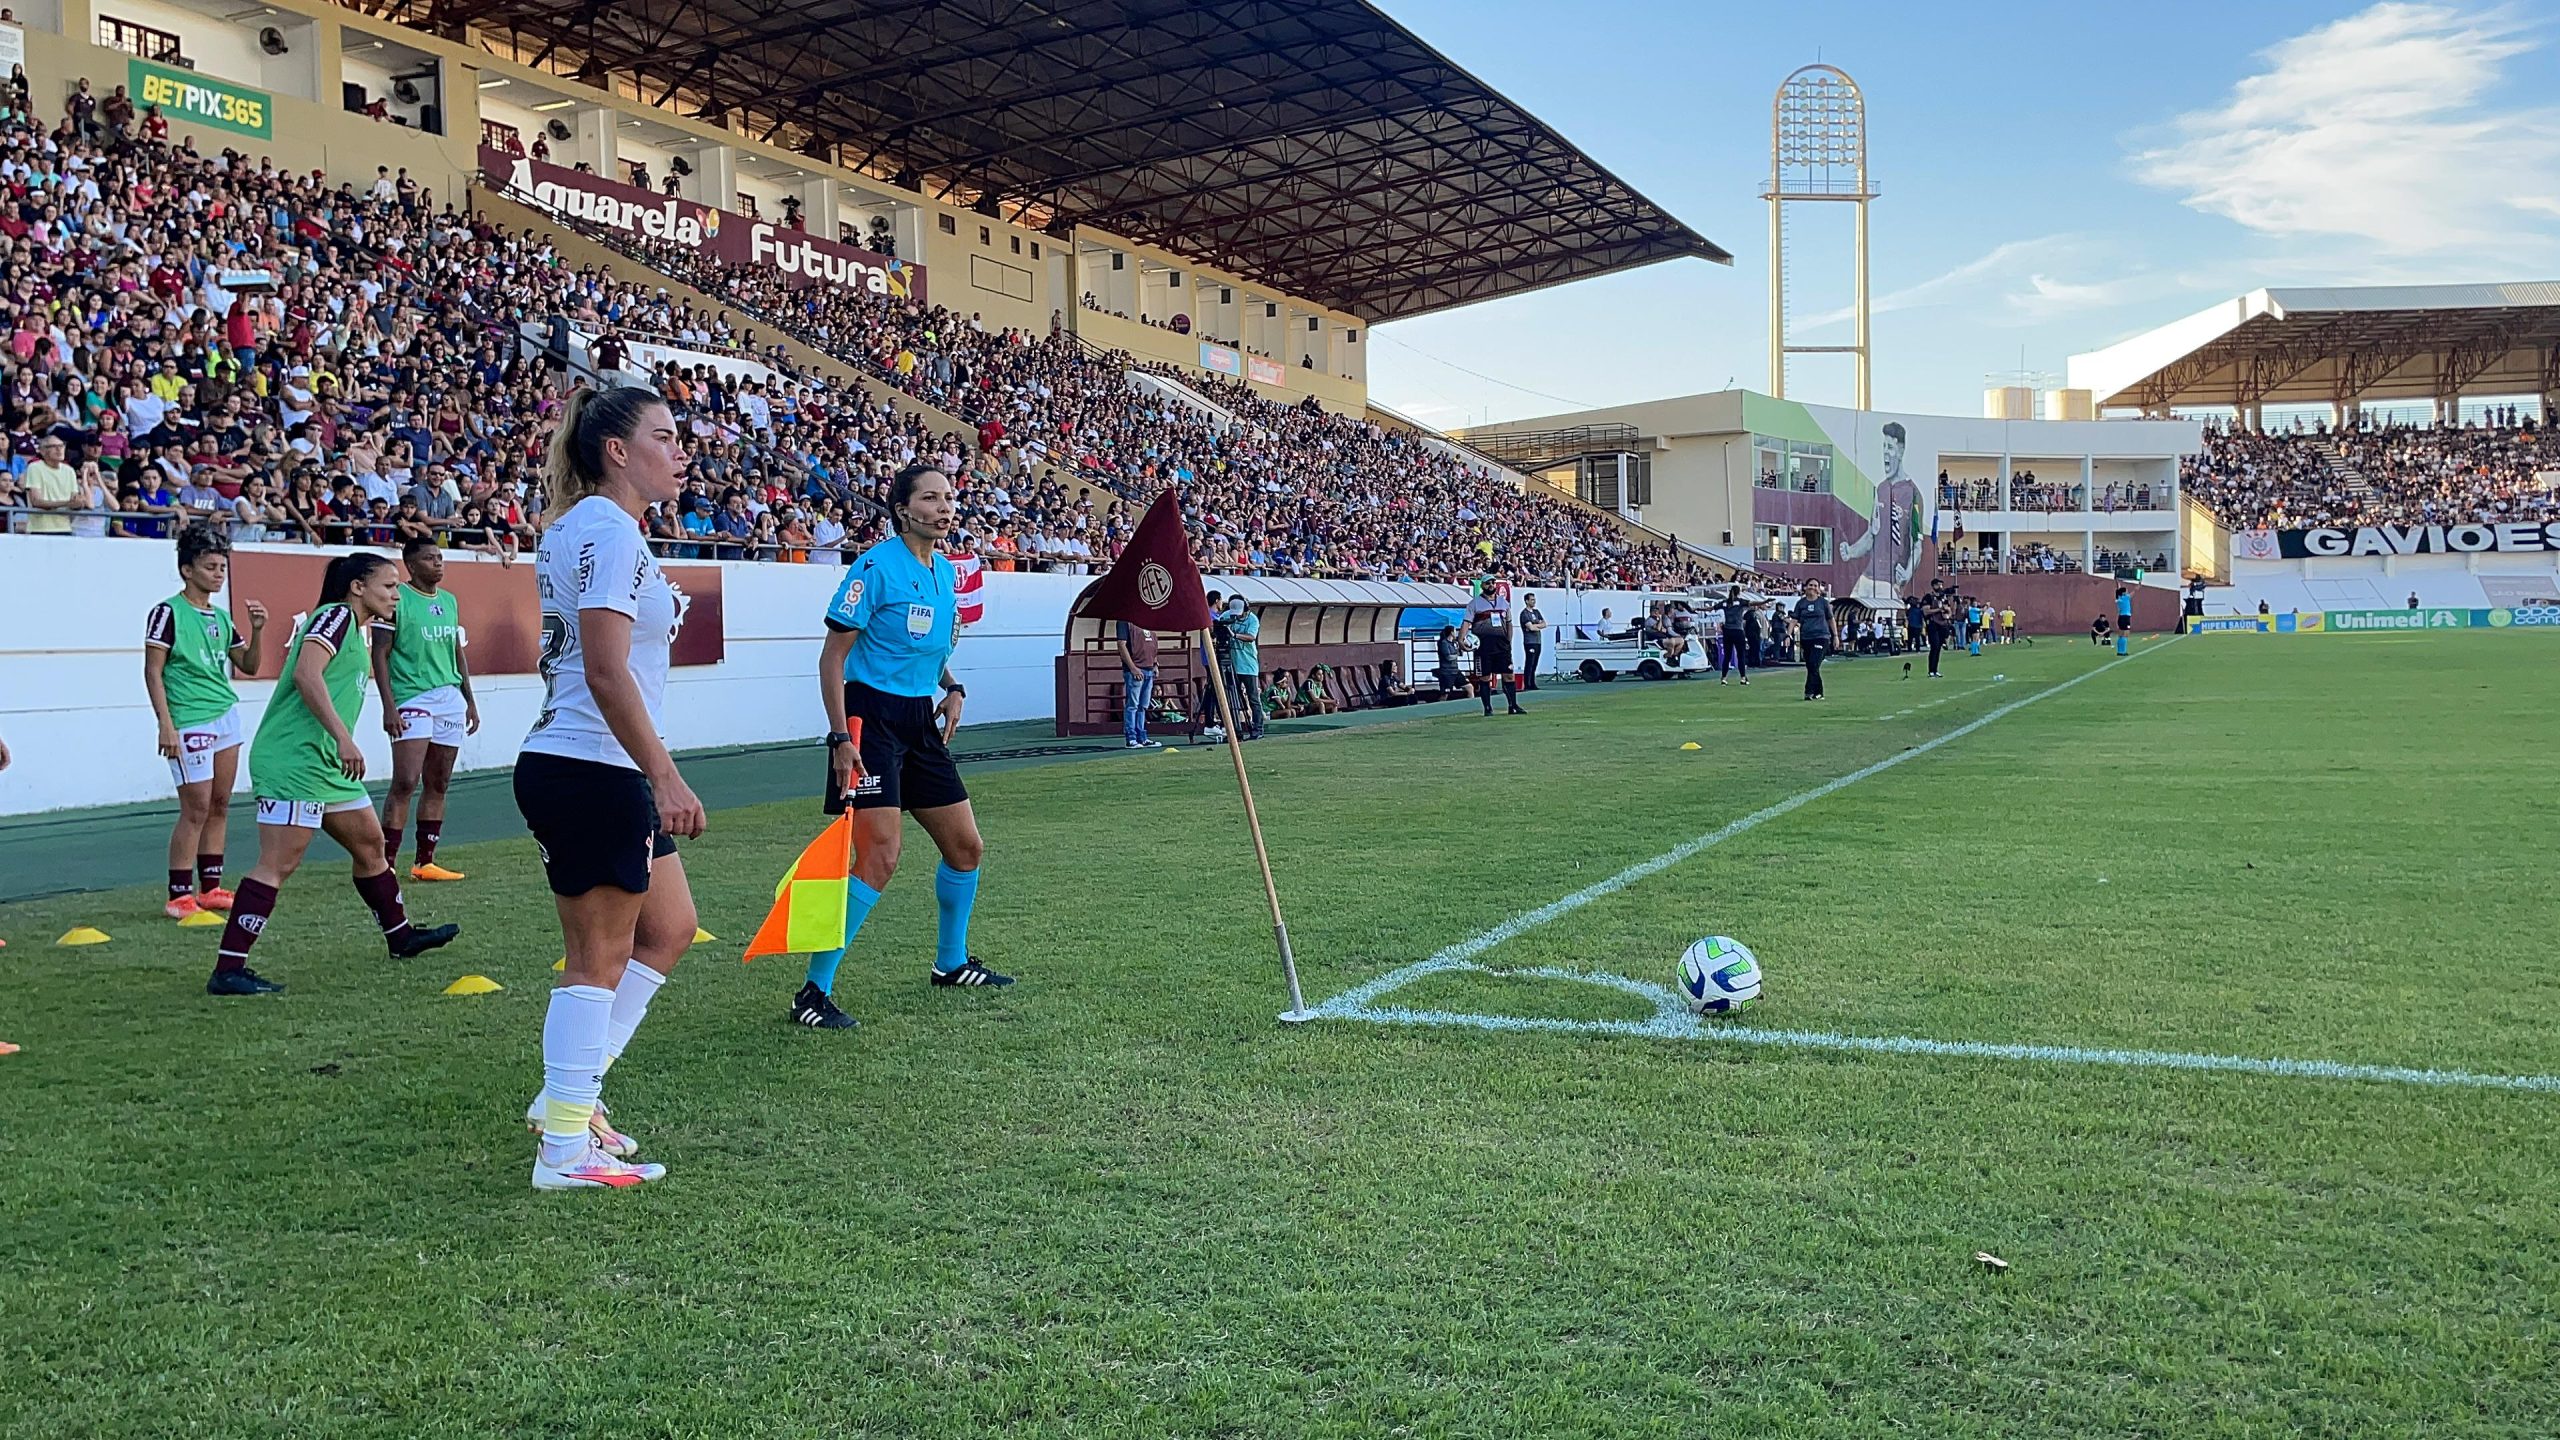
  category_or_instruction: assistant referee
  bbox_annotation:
[796,463,1010,1032]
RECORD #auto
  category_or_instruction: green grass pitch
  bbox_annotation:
[4,632,2556,1437]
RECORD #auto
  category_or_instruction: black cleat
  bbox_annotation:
[931,958,1013,988]
[207,967,285,997]
[789,982,859,1029]
[388,923,461,959]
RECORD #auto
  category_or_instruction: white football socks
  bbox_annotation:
[539,984,613,1163]
[605,960,668,1066]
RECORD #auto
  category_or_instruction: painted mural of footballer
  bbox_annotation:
[1837,421,1924,587]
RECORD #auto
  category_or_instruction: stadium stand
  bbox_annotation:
[2182,418,2551,530]
[0,96,1723,588]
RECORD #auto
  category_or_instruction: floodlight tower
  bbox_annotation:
[1764,65,1875,408]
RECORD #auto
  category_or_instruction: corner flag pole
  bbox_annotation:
[1194,632,1310,1022]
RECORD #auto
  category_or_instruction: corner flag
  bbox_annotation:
[1069,488,1211,631]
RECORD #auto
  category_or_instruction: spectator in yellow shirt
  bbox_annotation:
[21,436,80,535]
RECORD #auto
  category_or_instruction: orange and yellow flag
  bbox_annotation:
[743,813,855,960]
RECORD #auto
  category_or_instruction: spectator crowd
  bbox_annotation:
[2183,416,2550,530]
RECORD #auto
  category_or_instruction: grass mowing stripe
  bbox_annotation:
[1310,640,2174,1019]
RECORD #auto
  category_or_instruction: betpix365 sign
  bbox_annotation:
[132,59,271,139]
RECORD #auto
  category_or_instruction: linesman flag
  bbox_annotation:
[743,813,854,960]
[1069,488,1211,632]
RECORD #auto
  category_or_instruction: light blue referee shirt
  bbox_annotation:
[825,539,958,697]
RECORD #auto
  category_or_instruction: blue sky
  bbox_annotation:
[1366,1,2560,426]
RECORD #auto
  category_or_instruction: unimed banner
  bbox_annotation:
[480,148,924,305]
[2276,522,2560,558]
[227,551,724,675]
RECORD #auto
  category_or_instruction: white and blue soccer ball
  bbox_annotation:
[1678,936,1761,1015]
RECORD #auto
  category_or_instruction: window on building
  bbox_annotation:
[1755,525,1789,563]
[1791,526,1832,563]
[1030,242,1041,260]
[978,225,990,245]
[1788,445,1833,494]
[1010,235,1021,254]
[98,16,184,61]
[1754,439,1786,488]
[1627,452,1653,507]
[938,213,957,235]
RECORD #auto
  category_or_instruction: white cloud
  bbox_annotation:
[1794,236,2076,332]
[2130,3,2560,258]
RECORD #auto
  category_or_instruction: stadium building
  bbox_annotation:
[1457,391,2203,619]
[0,0,1739,814]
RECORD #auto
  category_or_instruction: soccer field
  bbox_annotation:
[4,633,2556,1438]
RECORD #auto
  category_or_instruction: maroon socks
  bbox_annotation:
[353,868,413,944]
[197,854,224,892]
[214,878,280,974]
[416,821,442,866]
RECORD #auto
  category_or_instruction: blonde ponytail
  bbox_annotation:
[545,383,661,506]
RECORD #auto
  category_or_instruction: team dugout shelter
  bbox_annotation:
[2068,282,2560,426]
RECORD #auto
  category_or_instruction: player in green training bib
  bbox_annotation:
[142,525,267,921]
[371,536,479,883]
[204,554,459,998]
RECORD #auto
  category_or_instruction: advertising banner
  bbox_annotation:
[2234,528,2280,561]
[2483,606,2560,628]
[2276,522,2560,558]
[1246,355,1286,386]
[480,148,923,304]
[133,58,271,139]
[1199,342,1241,377]
[2324,607,2475,632]
[229,551,724,673]
[2189,615,2266,633]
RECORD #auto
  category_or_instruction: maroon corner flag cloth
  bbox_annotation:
[1071,488,1212,631]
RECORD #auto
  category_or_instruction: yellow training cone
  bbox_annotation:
[1680,742,1702,752]
[443,975,503,996]
[1163,746,1182,754]
[692,927,718,943]
[552,958,566,972]
[177,908,226,927]
[56,926,111,946]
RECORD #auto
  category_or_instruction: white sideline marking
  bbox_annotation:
[1313,643,2170,1019]
[1347,963,2560,1094]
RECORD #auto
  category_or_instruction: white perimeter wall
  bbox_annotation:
[2217,553,2560,615]
[0,536,1658,816]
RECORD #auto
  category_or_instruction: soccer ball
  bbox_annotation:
[1678,936,1760,1015]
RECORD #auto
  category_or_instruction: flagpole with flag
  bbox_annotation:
[1068,488,1310,1022]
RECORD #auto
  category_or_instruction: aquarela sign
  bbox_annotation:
[480,148,924,305]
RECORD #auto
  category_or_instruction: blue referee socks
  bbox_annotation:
[934,862,979,975]
[804,877,883,996]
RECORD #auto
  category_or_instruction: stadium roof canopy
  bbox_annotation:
[2067,282,2560,414]
[412,0,1730,322]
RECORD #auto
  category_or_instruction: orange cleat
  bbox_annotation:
[198,888,236,912]
[410,863,467,882]
[164,895,201,920]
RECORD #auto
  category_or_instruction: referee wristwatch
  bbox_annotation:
[826,731,852,746]
[941,682,967,698]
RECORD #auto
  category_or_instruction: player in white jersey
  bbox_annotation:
[511,384,705,1191]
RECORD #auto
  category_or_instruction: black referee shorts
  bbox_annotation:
[1474,634,1514,676]
[844,681,969,814]
[515,751,676,897]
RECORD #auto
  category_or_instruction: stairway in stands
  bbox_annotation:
[2306,435,2372,504]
